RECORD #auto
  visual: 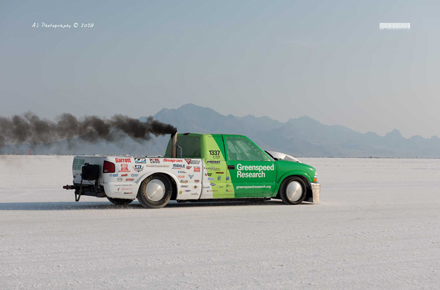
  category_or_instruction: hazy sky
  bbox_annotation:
[1,0,439,138]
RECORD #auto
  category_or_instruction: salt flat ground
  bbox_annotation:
[0,156,439,290]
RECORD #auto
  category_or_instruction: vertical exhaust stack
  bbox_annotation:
[170,131,177,158]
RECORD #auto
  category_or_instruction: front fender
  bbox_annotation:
[274,171,313,195]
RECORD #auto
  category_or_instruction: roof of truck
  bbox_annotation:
[178,133,245,137]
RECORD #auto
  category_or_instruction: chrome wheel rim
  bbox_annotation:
[146,179,166,201]
[286,181,303,202]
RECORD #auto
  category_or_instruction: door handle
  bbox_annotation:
[228,165,235,170]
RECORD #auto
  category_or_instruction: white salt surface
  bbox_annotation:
[1,156,439,289]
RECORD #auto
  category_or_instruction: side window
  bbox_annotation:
[226,136,271,161]
[165,136,201,158]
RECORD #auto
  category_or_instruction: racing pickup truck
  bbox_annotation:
[63,133,320,208]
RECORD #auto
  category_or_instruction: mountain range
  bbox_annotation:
[2,103,440,158]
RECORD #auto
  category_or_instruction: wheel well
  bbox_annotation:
[138,173,177,200]
[277,175,312,199]
[152,173,177,200]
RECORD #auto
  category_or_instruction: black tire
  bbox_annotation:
[137,174,172,209]
[280,176,306,205]
[107,197,133,206]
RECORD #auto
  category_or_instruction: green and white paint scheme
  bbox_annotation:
[69,133,320,208]
[165,133,319,201]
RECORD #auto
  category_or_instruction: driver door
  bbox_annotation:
[224,135,276,198]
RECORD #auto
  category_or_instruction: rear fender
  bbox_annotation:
[133,170,180,197]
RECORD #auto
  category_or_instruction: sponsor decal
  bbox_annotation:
[185,159,192,164]
[194,185,198,189]
[226,184,231,187]
[120,164,130,172]
[126,178,134,181]
[226,189,230,192]
[179,190,182,194]
[206,160,221,164]
[226,176,230,181]
[117,177,123,182]
[178,175,185,178]
[163,158,183,163]
[121,174,128,177]
[131,165,144,172]
[218,186,224,188]
[194,167,200,172]
[207,173,212,176]
[236,163,275,178]
[110,173,118,177]
[124,192,133,194]
[204,173,208,176]
[186,166,192,170]
[189,174,194,179]
[216,172,224,174]
[206,190,213,192]
[236,185,272,190]
[209,166,220,171]
[116,158,131,163]
[173,164,185,169]
[135,158,146,163]
[191,192,198,195]
[190,160,200,164]
[117,187,133,191]
[178,170,187,174]
[212,190,218,192]
[181,185,188,188]
[217,176,221,181]
[131,173,138,177]
[180,180,188,183]
[73,159,85,170]
[208,178,215,181]
[149,158,160,164]
[195,180,200,183]
[210,183,216,186]
[185,190,191,192]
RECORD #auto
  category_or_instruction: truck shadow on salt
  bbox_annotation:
[0,200,313,211]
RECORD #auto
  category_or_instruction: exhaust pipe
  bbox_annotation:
[170,131,177,158]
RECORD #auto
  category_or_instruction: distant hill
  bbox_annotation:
[3,103,440,157]
[150,104,440,158]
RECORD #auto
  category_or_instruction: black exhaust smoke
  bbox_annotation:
[0,112,177,147]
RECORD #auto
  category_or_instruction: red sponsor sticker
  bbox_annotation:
[163,158,183,163]
[185,159,191,164]
[115,158,131,163]
[126,178,134,181]
[120,164,130,172]
[194,167,200,172]
[186,166,192,170]
[121,174,128,177]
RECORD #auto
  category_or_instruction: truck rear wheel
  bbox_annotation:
[280,176,306,205]
[137,174,172,209]
[107,197,133,206]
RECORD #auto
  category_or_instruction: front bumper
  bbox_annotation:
[310,183,321,203]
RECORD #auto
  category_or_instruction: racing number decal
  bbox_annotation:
[209,150,221,159]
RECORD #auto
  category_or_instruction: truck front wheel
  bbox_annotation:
[137,175,172,209]
[280,176,306,205]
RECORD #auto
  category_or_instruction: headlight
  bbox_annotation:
[314,171,318,183]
